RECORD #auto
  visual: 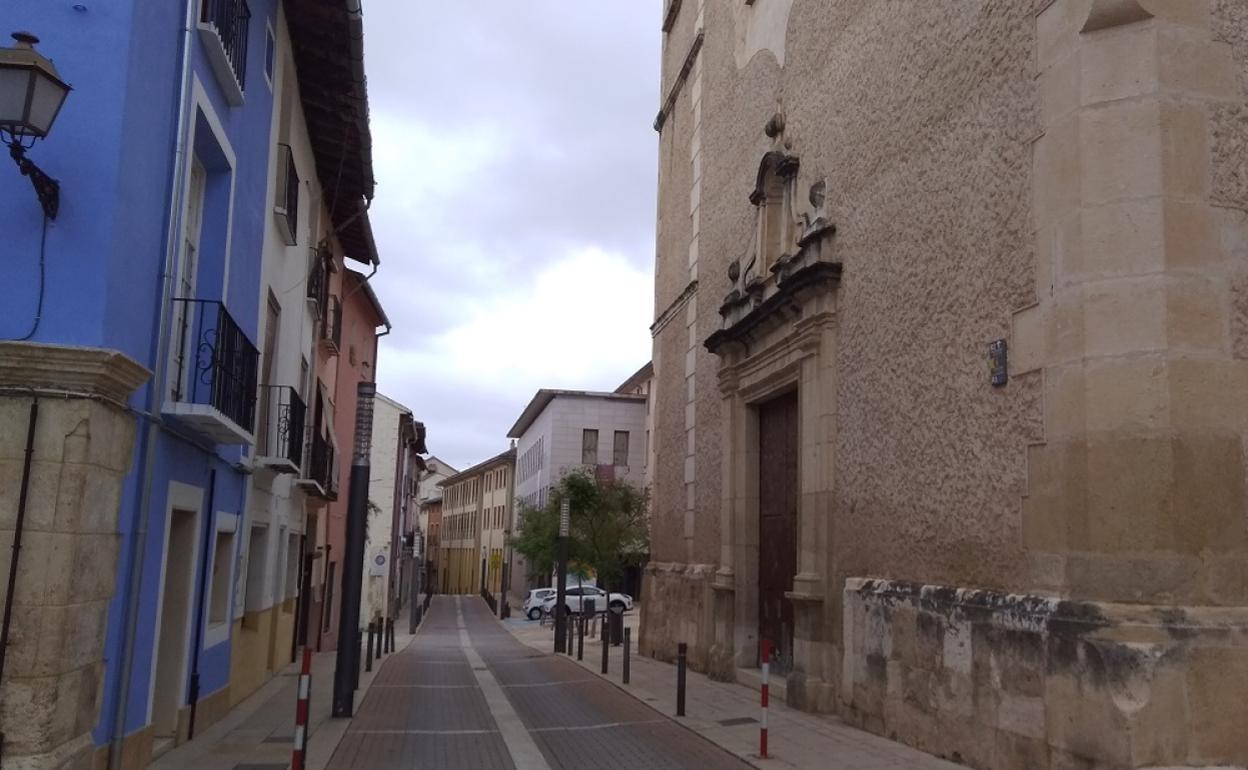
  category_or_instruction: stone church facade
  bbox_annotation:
[642,1,1248,767]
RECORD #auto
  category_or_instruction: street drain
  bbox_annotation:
[717,717,757,726]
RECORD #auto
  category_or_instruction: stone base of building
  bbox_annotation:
[90,725,153,770]
[228,602,298,707]
[638,561,716,672]
[174,685,231,744]
[4,733,95,770]
[842,578,1248,769]
[0,343,148,770]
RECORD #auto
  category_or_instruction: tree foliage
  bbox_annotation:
[510,470,649,588]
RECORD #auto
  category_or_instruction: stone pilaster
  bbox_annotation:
[1026,0,1245,609]
[0,342,148,770]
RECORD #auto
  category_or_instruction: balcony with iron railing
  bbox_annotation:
[306,246,329,317]
[164,299,259,445]
[275,144,299,246]
[198,0,251,106]
[319,295,342,355]
[295,431,338,501]
[255,385,306,473]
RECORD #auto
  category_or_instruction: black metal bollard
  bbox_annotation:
[566,616,575,655]
[601,624,609,675]
[676,642,687,716]
[355,635,362,690]
[577,615,585,661]
[609,610,623,646]
[388,618,395,652]
[623,627,631,684]
[366,622,375,672]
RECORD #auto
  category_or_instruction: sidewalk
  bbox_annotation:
[150,614,420,770]
[504,612,963,770]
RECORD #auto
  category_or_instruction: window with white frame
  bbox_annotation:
[209,525,235,626]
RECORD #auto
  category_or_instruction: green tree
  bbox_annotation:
[510,469,649,590]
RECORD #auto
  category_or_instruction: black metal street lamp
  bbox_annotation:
[0,32,71,219]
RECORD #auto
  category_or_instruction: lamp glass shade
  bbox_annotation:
[0,66,32,132]
[25,66,69,137]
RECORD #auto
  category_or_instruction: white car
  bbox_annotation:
[523,588,557,620]
[542,585,633,616]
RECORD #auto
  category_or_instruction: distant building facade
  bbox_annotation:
[645,2,1248,769]
[414,456,455,593]
[438,449,515,595]
[507,389,648,600]
[360,393,424,624]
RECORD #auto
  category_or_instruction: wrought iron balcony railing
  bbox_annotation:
[319,295,342,355]
[256,385,306,472]
[297,431,338,500]
[168,299,259,443]
[200,0,251,91]
[306,246,329,316]
[275,143,299,246]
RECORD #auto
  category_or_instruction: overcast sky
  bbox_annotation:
[363,3,662,471]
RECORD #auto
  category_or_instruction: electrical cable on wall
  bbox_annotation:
[4,213,49,342]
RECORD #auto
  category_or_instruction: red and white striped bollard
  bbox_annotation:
[291,647,313,770]
[760,639,770,759]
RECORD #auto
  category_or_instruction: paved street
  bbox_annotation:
[326,596,751,769]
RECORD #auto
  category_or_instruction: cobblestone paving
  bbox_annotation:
[325,596,752,770]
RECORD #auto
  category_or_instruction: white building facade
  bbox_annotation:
[506,389,648,600]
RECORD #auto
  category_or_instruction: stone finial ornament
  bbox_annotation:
[764,112,785,139]
[1080,0,1153,32]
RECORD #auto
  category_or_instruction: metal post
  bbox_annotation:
[290,647,313,770]
[676,642,687,717]
[354,635,362,690]
[760,639,771,759]
[623,627,631,684]
[414,561,424,633]
[601,620,609,675]
[365,622,374,673]
[554,498,570,654]
[410,530,423,634]
[333,382,376,718]
[577,614,585,661]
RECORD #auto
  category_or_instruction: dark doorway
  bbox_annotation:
[758,390,798,671]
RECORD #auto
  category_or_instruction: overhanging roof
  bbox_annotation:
[506,389,647,440]
[344,269,390,329]
[287,0,379,266]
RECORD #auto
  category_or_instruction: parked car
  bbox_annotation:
[542,585,633,616]
[523,588,557,620]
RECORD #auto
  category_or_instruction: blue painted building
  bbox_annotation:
[0,0,282,764]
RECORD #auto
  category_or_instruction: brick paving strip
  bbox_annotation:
[503,610,966,770]
[324,596,753,769]
[456,599,552,770]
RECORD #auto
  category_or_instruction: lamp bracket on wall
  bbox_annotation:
[8,142,59,220]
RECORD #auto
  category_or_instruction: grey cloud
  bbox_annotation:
[363,2,661,465]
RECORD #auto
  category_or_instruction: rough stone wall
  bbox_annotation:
[639,562,714,665]
[694,0,1042,594]
[844,578,1248,769]
[0,396,139,770]
[1216,0,1248,363]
